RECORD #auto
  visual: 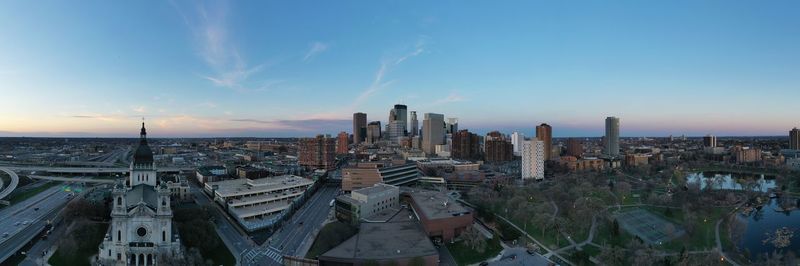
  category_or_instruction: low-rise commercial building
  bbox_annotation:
[341,161,420,192]
[625,154,650,167]
[335,183,400,225]
[318,221,439,266]
[204,175,314,231]
[403,189,473,242]
[196,165,227,183]
[559,156,605,172]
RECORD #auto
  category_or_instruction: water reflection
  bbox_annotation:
[685,172,777,192]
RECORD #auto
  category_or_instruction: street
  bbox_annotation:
[243,184,339,265]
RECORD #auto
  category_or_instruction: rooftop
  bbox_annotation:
[353,183,398,197]
[320,221,437,261]
[209,175,313,197]
[406,189,471,220]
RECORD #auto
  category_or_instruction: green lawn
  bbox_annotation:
[306,221,358,259]
[173,205,236,266]
[446,236,503,266]
[507,217,569,250]
[7,182,60,205]
[642,206,730,252]
[592,219,634,248]
[48,222,109,266]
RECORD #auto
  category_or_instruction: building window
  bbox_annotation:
[162,231,166,242]
[117,230,121,241]
[117,197,122,206]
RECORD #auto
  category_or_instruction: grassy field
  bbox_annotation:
[306,221,358,259]
[173,205,236,266]
[446,236,503,266]
[48,222,109,266]
[6,182,60,205]
[506,216,569,250]
[642,206,730,252]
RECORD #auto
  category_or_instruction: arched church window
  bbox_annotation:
[117,196,122,206]
[162,230,166,242]
[117,230,121,241]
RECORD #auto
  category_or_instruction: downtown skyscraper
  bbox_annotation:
[353,112,367,144]
[422,113,444,155]
[410,111,418,137]
[791,127,800,150]
[604,116,620,157]
[536,123,552,161]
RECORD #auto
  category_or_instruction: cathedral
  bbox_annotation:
[98,123,182,265]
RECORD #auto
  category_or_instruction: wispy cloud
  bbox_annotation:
[303,42,329,61]
[350,37,428,110]
[434,91,466,104]
[171,0,266,92]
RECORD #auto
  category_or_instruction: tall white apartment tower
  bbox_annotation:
[511,131,524,156]
[521,138,545,180]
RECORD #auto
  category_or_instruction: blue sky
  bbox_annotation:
[0,0,798,138]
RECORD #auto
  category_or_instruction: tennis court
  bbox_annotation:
[614,208,685,245]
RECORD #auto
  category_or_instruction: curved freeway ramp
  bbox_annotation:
[0,167,19,200]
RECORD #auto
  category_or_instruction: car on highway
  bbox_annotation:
[2,232,8,238]
[22,221,29,225]
[14,222,21,226]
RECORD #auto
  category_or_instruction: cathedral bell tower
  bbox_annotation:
[130,122,157,187]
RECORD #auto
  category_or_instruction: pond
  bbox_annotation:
[735,198,800,260]
[685,172,777,192]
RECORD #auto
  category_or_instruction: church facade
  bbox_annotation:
[98,123,182,265]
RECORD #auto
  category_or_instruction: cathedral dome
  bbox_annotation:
[133,122,153,165]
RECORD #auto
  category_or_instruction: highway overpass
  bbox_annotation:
[4,165,194,175]
[0,167,20,200]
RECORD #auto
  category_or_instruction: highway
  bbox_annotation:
[30,175,116,184]
[1,165,193,174]
[242,184,339,265]
[0,167,20,200]
[0,185,71,263]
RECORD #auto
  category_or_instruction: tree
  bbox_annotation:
[597,245,626,265]
[612,219,620,237]
[615,181,632,197]
[409,257,426,266]
[461,226,487,253]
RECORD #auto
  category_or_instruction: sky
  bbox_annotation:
[0,0,799,138]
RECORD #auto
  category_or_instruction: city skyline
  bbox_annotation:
[2,1,800,137]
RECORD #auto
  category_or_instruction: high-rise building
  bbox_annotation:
[452,130,481,160]
[389,104,408,135]
[366,121,382,145]
[422,113,445,154]
[511,132,524,156]
[446,118,459,134]
[521,138,545,180]
[791,128,800,150]
[353,112,367,144]
[386,120,405,143]
[484,131,514,163]
[703,134,717,148]
[566,138,583,158]
[299,134,336,170]
[604,117,620,157]
[536,123,552,161]
[336,131,349,154]
[410,111,419,137]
